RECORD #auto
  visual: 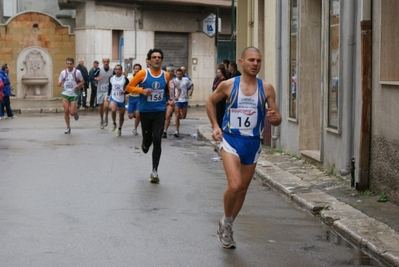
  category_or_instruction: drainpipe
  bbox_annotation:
[272,0,282,145]
[231,0,236,60]
[356,0,372,191]
[131,7,138,62]
[119,37,124,66]
[339,1,356,182]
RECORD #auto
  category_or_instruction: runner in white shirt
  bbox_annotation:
[57,57,84,134]
[173,68,193,137]
[162,65,176,138]
[107,64,129,137]
[92,58,114,129]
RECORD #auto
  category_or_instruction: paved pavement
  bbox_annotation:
[7,99,399,266]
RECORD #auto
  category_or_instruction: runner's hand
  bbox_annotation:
[212,127,223,142]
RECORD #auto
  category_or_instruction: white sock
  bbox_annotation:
[223,215,233,225]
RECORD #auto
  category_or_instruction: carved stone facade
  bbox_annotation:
[0,11,75,98]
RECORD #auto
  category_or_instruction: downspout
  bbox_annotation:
[119,37,124,66]
[272,0,282,144]
[339,1,356,181]
[357,0,372,191]
[131,7,138,61]
[231,0,236,60]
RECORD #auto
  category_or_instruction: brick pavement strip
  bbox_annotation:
[197,124,399,267]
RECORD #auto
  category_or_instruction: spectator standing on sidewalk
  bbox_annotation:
[212,65,228,129]
[227,60,241,79]
[206,46,281,249]
[126,48,170,184]
[89,60,99,109]
[57,58,84,134]
[0,76,3,119]
[0,64,16,119]
[76,59,89,110]
[222,59,230,71]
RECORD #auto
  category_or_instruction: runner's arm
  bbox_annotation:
[206,79,233,141]
[124,77,130,94]
[264,82,282,126]
[107,77,112,96]
[126,70,146,94]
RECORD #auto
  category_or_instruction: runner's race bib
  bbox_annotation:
[147,90,164,102]
[100,84,108,92]
[230,108,257,129]
[64,81,74,91]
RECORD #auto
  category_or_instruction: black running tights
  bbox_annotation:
[139,111,165,171]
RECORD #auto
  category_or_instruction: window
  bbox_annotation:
[380,0,399,82]
[328,0,340,128]
[289,0,298,119]
[112,30,123,61]
[3,0,17,19]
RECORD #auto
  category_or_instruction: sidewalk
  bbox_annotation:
[8,99,399,266]
[197,125,399,267]
[10,99,206,114]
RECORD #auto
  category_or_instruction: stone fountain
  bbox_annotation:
[21,49,49,96]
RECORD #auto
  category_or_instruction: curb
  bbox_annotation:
[14,108,64,114]
[197,124,399,267]
[14,103,206,115]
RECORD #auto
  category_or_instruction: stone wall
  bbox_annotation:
[370,135,399,205]
[0,11,75,98]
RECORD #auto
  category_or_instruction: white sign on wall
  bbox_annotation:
[202,13,222,38]
[3,0,17,17]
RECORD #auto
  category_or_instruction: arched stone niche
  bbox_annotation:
[16,47,53,99]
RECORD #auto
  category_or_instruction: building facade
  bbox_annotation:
[0,0,235,102]
[237,0,399,204]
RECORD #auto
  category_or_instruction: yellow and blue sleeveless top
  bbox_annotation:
[222,76,267,138]
[138,68,168,113]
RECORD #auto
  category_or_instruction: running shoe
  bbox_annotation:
[150,170,160,184]
[133,129,138,135]
[217,219,236,249]
[174,130,179,138]
[100,121,104,129]
[116,129,121,137]
[162,131,167,138]
[141,143,149,154]
[74,111,79,121]
[104,117,108,127]
[64,128,71,134]
[110,123,117,132]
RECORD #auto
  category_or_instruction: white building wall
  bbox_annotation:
[189,32,217,102]
[3,1,233,102]
[276,0,300,154]
[72,1,229,102]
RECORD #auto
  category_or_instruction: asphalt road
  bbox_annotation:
[0,111,386,267]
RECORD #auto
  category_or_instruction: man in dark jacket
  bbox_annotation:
[0,64,15,119]
[227,60,241,79]
[89,60,99,109]
[76,59,89,109]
